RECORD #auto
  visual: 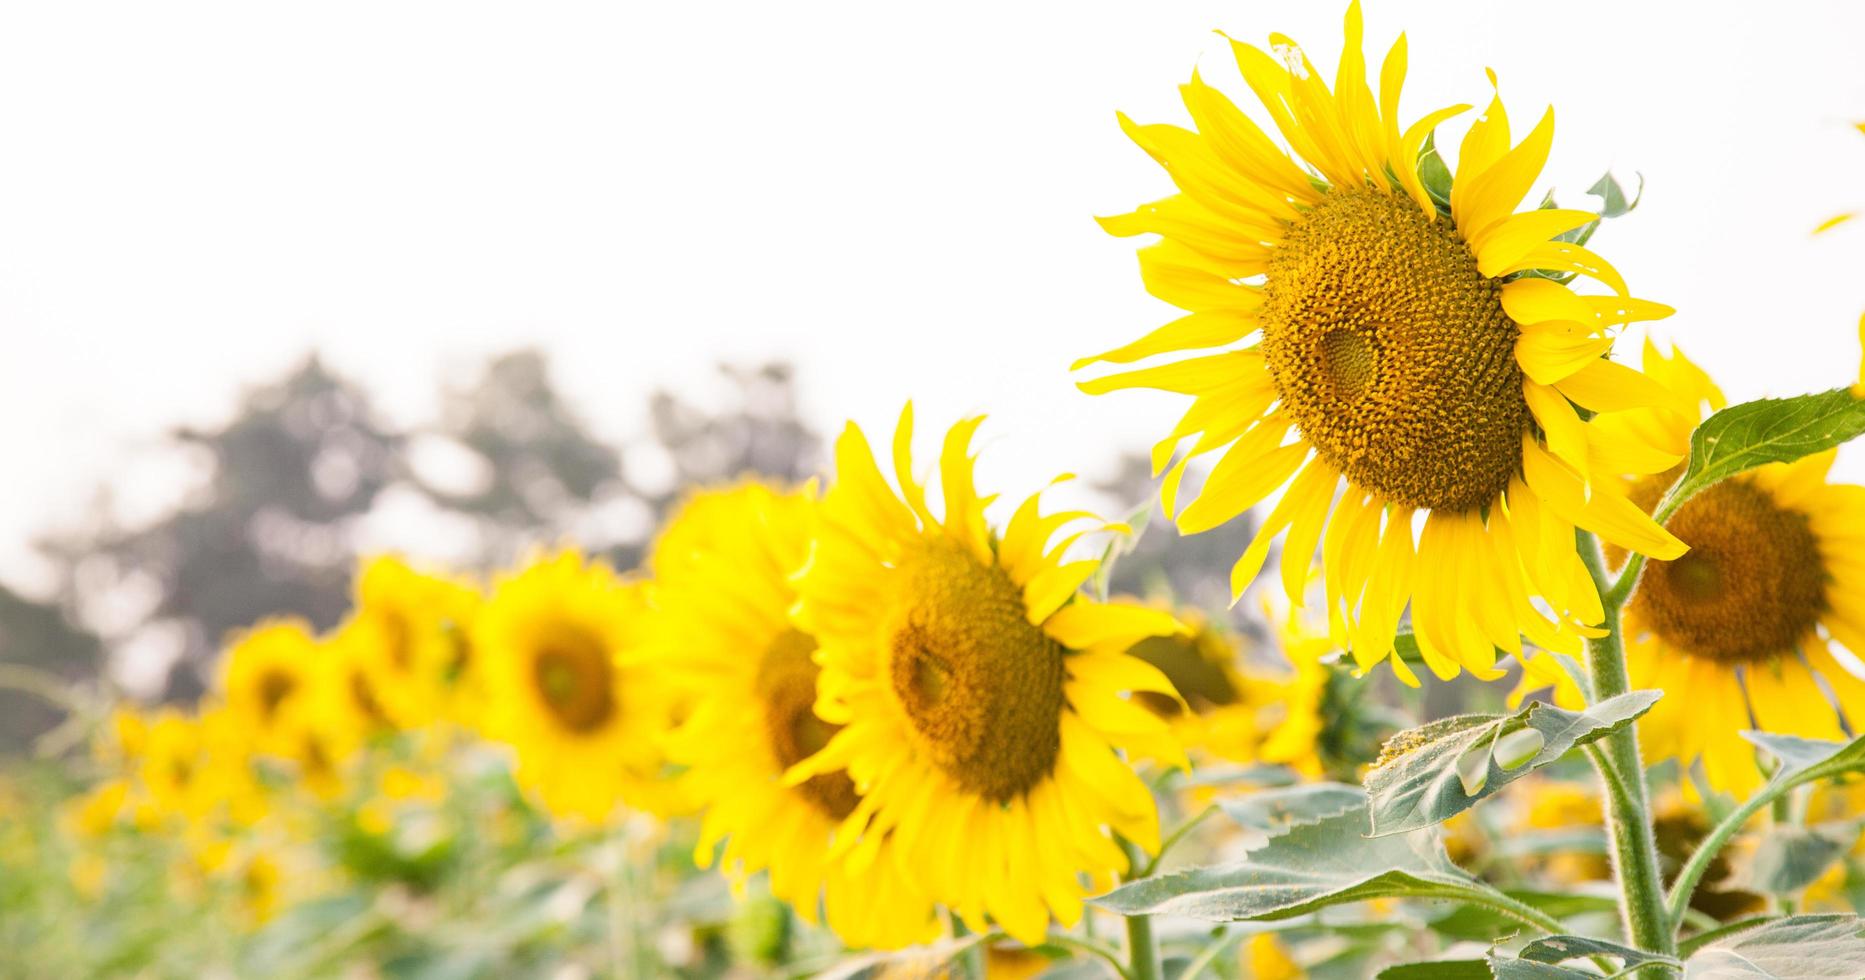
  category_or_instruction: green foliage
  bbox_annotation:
[1519,934,1678,969]
[1213,781,1364,836]
[1364,692,1660,837]
[1681,914,1865,978]
[1377,960,1492,979]
[1744,729,1865,783]
[1419,132,1454,209]
[1092,792,1498,922]
[1662,387,1865,521]
[1731,824,1858,895]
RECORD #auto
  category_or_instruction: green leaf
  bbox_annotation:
[1365,692,1661,837]
[1419,132,1453,209]
[1587,171,1642,219]
[1520,934,1679,969]
[1487,955,1595,979]
[1683,914,1865,978]
[1429,891,1618,942]
[1090,799,1483,921]
[1457,737,1495,796]
[1743,730,1865,783]
[1495,729,1547,771]
[1731,824,1859,895]
[1216,782,1366,838]
[1377,961,1492,979]
[1666,388,1865,518]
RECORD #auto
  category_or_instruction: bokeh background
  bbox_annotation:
[4,0,1864,746]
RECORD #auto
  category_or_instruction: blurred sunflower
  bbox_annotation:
[1125,605,1329,777]
[649,481,938,950]
[1075,2,1684,685]
[219,619,322,756]
[1603,344,1865,792]
[136,708,261,826]
[338,556,481,729]
[1509,778,1608,885]
[788,405,1184,945]
[477,550,681,821]
[1803,779,1865,911]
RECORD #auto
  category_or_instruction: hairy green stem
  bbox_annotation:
[1578,531,1676,963]
[1118,835,1161,980]
[1047,934,1134,980]
[1663,787,1772,932]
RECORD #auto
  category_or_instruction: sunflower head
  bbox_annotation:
[477,550,683,822]
[1616,343,1865,793]
[337,556,482,729]
[219,619,323,754]
[1075,1,1685,685]
[788,404,1185,945]
[648,481,936,949]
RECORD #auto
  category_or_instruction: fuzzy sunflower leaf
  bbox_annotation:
[1365,692,1661,837]
[1216,781,1366,837]
[1682,914,1865,978]
[1430,890,1619,943]
[1666,388,1865,517]
[1486,955,1596,979]
[1729,823,1860,895]
[1376,961,1493,979]
[1090,801,1484,921]
[1743,729,1865,784]
[1587,171,1643,218]
[1520,934,1679,969]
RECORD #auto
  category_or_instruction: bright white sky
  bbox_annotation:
[3,0,1864,596]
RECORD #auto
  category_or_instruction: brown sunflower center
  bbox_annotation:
[531,627,617,734]
[1261,187,1525,512]
[381,611,413,671]
[885,537,1064,803]
[754,627,858,820]
[1631,479,1827,663]
[257,669,297,721]
[1127,629,1238,717]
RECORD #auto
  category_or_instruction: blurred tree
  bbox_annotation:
[21,349,824,720]
[412,355,822,572]
[40,356,400,704]
[0,586,103,751]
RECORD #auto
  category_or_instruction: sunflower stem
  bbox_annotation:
[1117,835,1162,980]
[1578,530,1676,967]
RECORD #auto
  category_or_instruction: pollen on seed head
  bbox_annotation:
[1260,186,1526,512]
[884,537,1065,803]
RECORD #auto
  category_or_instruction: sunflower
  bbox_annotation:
[219,619,323,756]
[648,481,938,950]
[1599,343,1865,793]
[1074,2,1686,685]
[338,555,481,729]
[787,405,1185,945]
[1125,605,1328,777]
[135,708,260,826]
[476,550,681,821]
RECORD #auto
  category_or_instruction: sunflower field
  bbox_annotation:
[10,3,1865,979]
